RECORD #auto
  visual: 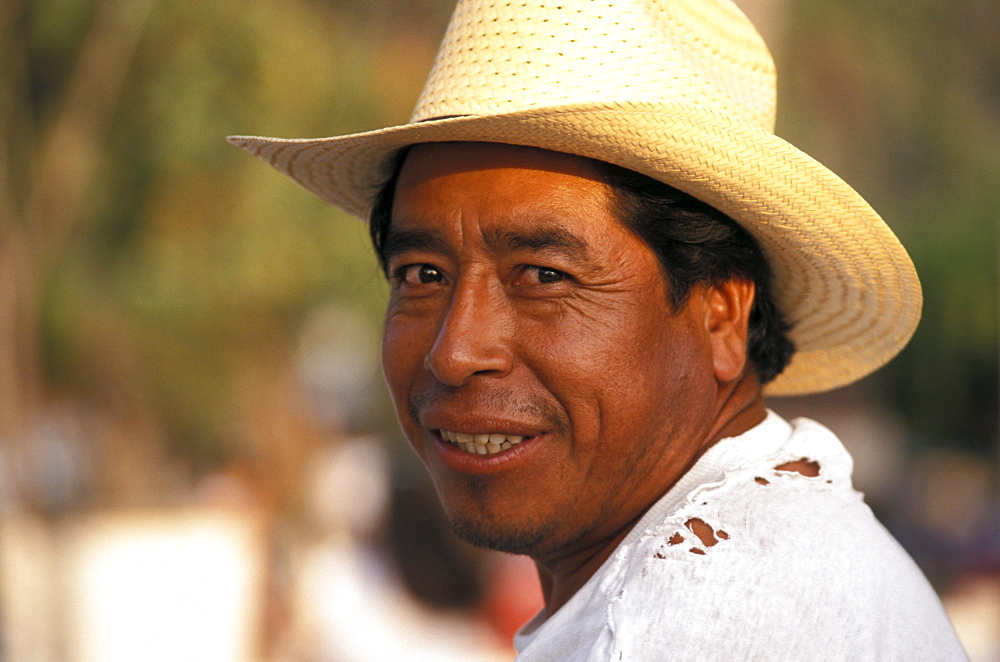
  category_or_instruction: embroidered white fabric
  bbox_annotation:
[514,411,967,661]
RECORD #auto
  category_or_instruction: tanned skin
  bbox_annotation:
[381,142,766,615]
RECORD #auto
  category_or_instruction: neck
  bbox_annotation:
[532,372,766,616]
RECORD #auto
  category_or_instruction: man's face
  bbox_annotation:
[382,142,724,562]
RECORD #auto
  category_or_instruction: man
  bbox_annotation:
[232,0,967,658]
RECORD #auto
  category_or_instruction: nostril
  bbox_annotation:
[424,329,514,386]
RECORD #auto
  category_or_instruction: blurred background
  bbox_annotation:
[0,0,997,659]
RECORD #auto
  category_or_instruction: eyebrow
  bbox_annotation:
[482,225,589,261]
[383,227,453,262]
[382,221,590,264]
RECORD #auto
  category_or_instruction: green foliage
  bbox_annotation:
[13,0,449,474]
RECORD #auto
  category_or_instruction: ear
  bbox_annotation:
[702,279,755,384]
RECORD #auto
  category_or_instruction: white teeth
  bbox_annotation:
[438,429,529,455]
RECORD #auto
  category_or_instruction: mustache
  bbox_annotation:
[408,385,566,434]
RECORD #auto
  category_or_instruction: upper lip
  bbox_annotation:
[420,412,547,438]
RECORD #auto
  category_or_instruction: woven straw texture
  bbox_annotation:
[229,0,922,396]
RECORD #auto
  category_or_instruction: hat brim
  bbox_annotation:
[229,100,921,396]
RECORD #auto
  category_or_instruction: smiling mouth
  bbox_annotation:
[438,429,530,455]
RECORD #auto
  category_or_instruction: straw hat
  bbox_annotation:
[229,0,921,396]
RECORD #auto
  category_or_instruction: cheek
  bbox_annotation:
[539,297,678,379]
[381,322,432,456]
[605,316,714,418]
[516,308,665,423]
[381,316,430,393]
[642,315,712,383]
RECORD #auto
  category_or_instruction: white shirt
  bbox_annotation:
[514,412,967,661]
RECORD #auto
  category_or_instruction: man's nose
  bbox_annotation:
[424,281,514,386]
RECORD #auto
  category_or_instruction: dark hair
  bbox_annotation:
[592,161,794,384]
[368,148,794,385]
[369,147,411,275]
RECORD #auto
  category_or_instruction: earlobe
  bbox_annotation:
[704,279,755,383]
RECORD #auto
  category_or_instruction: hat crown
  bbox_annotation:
[411,0,777,130]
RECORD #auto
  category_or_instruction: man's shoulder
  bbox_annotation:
[635,415,868,557]
[516,418,966,661]
[598,418,965,660]
[620,414,865,563]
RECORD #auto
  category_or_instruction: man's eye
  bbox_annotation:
[396,264,444,286]
[515,265,567,286]
[535,267,564,284]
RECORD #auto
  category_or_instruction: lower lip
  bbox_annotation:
[431,431,545,475]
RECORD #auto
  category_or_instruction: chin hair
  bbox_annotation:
[449,516,555,556]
